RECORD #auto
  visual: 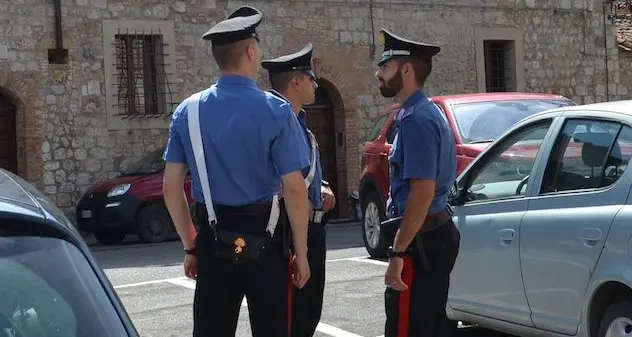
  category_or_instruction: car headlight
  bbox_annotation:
[107,183,131,197]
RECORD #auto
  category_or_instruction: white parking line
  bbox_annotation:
[347,257,388,266]
[114,277,187,289]
[325,256,372,262]
[165,278,366,337]
[316,323,365,337]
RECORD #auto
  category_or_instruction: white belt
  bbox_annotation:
[310,210,325,224]
[187,91,280,235]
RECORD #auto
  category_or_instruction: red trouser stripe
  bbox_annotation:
[397,255,415,337]
[287,256,293,336]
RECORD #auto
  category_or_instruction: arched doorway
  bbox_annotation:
[0,93,17,174]
[304,83,340,218]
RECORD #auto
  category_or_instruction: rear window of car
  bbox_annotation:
[452,99,573,143]
[0,235,129,337]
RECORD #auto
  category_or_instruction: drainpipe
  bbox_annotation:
[602,0,615,101]
[48,0,68,64]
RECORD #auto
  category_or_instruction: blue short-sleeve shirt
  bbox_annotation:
[266,90,324,210]
[163,75,311,206]
[297,110,324,210]
[387,89,457,216]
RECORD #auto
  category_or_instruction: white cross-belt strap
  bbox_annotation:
[304,129,318,188]
[186,91,280,235]
[266,114,319,234]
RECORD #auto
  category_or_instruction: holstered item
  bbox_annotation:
[271,198,292,258]
[196,202,275,264]
[381,208,452,272]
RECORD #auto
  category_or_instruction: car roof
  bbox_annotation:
[431,92,570,104]
[525,99,632,121]
[0,168,79,239]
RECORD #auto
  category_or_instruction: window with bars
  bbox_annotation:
[483,40,516,92]
[112,30,176,119]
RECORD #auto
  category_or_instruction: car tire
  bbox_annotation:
[93,231,126,245]
[598,301,632,337]
[136,203,173,244]
[361,191,389,258]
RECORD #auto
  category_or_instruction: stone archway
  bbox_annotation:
[0,91,18,174]
[303,78,348,219]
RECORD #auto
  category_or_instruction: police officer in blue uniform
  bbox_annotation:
[261,43,337,337]
[162,6,312,337]
[374,28,461,337]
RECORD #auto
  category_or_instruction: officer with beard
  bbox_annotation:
[374,28,461,337]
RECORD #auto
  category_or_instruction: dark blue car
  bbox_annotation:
[0,169,139,337]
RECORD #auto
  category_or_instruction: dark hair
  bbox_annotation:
[397,56,433,86]
[268,71,304,92]
[211,39,252,71]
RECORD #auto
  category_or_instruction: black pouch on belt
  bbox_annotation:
[209,203,274,263]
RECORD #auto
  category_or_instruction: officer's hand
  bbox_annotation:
[184,254,198,279]
[291,253,311,289]
[321,186,336,213]
[385,257,407,291]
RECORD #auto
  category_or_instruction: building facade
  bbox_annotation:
[0,0,629,221]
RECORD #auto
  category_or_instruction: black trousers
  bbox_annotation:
[384,219,460,337]
[192,203,290,337]
[290,221,327,337]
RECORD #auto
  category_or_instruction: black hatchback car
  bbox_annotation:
[0,169,139,337]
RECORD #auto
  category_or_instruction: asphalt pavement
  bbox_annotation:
[91,223,507,337]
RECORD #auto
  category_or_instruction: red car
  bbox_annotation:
[359,92,574,257]
[76,148,193,245]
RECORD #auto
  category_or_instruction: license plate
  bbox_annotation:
[81,210,92,218]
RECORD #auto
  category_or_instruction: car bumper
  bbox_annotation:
[76,194,142,232]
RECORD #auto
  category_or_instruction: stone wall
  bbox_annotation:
[0,0,627,221]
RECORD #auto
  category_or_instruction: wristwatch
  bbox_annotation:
[387,246,406,258]
[184,247,197,256]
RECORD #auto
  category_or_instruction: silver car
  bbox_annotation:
[447,100,632,337]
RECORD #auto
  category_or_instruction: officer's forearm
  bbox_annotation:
[393,179,435,252]
[163,165,197,249]
[281,172,310,256]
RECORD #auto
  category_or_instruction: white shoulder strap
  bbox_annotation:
[187,92,217,225]
[304,129,318,187]
[186,91,280,235]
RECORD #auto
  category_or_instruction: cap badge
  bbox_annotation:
[378,31,385,45]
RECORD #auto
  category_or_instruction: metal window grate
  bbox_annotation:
[112,28,178,119]
[484,41,511,92]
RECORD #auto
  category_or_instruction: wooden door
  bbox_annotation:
[0,95,17,174]
[304,106,338,217]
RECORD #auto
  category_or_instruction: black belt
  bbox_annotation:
[413,209,451,271]
[383,208,451,272]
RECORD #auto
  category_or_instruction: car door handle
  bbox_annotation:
[498,228,515,245]
[579,228,602,243]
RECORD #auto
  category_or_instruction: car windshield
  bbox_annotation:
[0,235,129,337]
[119,148,166,176]
[452,99,572,143]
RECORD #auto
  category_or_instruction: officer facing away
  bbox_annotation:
[374,28,461,337]
[261,43,337,337]
[162,6,311,337]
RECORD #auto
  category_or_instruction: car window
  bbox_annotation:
[540,119,632,194]
[366,114,390,142]
[120,148,166,176]
[451,99,572,143]
[460,120,553,202]
[0,234,130,337]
